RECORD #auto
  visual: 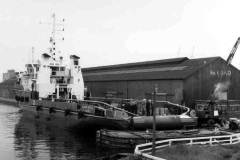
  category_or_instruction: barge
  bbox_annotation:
[96,129,230,149]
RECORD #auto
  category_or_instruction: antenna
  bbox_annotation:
[52,13,56,60]
[31,46,36,79]
[40,13,65,60]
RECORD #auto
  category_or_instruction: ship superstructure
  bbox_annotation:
[20,53,84,100]
[19,13,84,101]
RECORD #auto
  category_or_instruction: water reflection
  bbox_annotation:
[0,103,126,160]
[0,104,19,160]
[14,109,107,160]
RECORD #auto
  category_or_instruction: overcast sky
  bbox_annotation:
[1,0,240,81]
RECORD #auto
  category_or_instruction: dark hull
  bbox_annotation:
[20,105,130,132]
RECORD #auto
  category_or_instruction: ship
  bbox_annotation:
[14,14,136,131]
[12,14,198,133]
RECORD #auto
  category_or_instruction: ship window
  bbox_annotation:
[28,68,33,73]
[74,60,78,65]
[60,67,65,71]
[52,67,59,71]
[67,78,70,83]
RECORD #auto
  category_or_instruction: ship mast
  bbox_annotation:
[51,13,56,60]
[31,46,36,79]
[48,13,64,60]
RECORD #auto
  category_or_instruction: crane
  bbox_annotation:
[227,37,240,65]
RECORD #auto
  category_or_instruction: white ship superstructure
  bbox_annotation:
[20,53,84,100]
[19,13,84,101]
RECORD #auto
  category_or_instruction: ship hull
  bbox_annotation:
[20,104,130,132]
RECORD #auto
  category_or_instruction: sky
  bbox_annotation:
[1,0,240,81]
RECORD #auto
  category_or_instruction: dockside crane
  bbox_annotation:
[226,37,240,65]
[196,37,240,127]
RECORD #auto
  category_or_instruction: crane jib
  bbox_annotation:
[227,37,240,65]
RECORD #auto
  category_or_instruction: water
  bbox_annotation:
[0,103,126,160]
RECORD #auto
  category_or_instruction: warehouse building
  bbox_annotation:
[82,57,240,107]
[2,70,17,82]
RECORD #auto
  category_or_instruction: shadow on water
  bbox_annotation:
[13,111,129,160]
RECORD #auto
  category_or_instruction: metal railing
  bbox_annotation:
[155,100,190,116]
[134,132,240,160]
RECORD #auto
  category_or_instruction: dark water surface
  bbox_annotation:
[0,103,126,160]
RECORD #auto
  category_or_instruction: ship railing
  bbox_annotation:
[89,96,136,103]
[37,98,188,117]
[154,100,190,116]
[38,98,137,117]
[89,98,190,116]
[196,99,240,103]
[134,132,240,160]
[79,99,138,117]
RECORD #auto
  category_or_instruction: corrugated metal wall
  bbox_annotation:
[183,58,240,107]
[85,80,183,104]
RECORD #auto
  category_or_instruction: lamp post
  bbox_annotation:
[152,86,157,155]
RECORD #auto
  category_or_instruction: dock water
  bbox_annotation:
[0,97,17,106]
[0,103,132,159]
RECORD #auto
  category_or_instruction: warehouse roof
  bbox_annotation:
[82,56,222,81]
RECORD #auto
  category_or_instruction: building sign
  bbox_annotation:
[210,70,231,77]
